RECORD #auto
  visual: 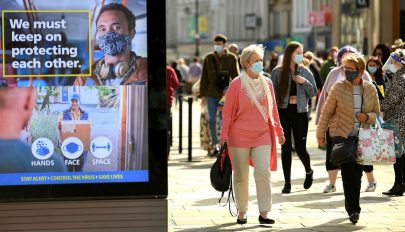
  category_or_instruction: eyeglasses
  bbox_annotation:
[343,67,357,72]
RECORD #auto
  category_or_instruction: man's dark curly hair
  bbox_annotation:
[96,3,136,32]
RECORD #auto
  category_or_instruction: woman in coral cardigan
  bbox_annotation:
[317,53,380,224]
[220,44,285,225]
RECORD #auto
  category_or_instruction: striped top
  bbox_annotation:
[349,85,362,136]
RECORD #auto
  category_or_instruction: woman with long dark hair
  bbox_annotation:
[372,43,391,65]
[366,56,385,99]
[271,42,317,193]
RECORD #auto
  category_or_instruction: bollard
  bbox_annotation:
[187,97,193,161]
[179,94,183,154]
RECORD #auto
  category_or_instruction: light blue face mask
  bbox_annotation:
[294,54,303,64]
[251,61,263,74]
[214,45,224,53]
[367,66,377,74]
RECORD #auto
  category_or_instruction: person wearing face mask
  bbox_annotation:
[270,42,317,194]
[220,44,285,225]
[381,49,405,196]
[317,53,380,224]
[366,56,385,100]
[315,46,373,194]
[200,34,239,156]
[0,88,66,173]
[57,94,90,172]
[319,46,339,85]
[75,3,147,86]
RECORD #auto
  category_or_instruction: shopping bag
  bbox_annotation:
[357,118,396,165]
[377,116,404,158]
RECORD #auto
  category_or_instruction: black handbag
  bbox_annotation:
[330,136,358,166]
[209,143,236,216]
[210,143,232,192]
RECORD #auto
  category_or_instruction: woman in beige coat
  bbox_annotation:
[316,53,380,224]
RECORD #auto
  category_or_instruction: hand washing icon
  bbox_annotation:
[31,138,54,160]
[63,142,82,154]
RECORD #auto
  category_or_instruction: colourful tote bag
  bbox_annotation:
[377,116,404,158]
[357,117,396,165]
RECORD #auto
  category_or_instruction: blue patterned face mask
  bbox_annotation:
[97,31,131,56]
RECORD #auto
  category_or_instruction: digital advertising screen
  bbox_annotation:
[0,0,167,200]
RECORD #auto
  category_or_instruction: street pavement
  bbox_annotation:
[168,98,405,232]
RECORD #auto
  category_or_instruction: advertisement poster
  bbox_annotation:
[0,0,149,186]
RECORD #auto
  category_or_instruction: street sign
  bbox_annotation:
[245,14,257,29]
[356,0,369,8]
[309,11,325,26]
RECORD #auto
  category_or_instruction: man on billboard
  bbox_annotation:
[75,3,147,86]
[57,94,90,172]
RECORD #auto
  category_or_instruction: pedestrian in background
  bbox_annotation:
[391,38,405,51]
[200,34,239,156]
[372,43,391,65]
[186,57,202,94]
[271,41,317,194]
[381,49,405,196]
[317,53,380,224]
[166,66,180,150]
[267,51,279,73]
[366,56,385,100]
[319,46,339,85]
[177,58,190,83]
[221,44,285,225]
[315,45,373,193]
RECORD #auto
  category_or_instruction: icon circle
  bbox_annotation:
[90,136,113,159]
[61,137,84,159]
[31,138,54,160]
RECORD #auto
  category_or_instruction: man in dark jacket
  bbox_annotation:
[200,34,239,156]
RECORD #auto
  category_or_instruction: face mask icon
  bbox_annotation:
[63,142,82,154]
[61,137,84,159]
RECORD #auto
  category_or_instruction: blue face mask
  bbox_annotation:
[214,45,224,53]
[97,31,131,56]
[63,142,82,154]
[367,66,377,74]
[345,70,358,81]
[294,54,303,64]
[251,61,263,74]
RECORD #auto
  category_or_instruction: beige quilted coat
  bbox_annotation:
[316,79,380,139]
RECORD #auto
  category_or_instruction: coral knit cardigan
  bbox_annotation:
[221,76,284,171]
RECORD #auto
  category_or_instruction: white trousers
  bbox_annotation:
[230,145,272,212]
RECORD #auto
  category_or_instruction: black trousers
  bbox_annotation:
[394,155,405,184]
[340,162,363,215]
[279,104,312,183]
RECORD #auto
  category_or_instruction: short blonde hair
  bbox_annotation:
[240,44,264,69]
[342,53,366,73]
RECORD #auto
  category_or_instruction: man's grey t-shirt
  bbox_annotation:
[0,139,66,173]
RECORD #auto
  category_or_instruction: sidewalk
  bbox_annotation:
[168,99,405,231]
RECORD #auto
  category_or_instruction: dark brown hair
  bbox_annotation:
[277,42,302,106]
[214,34,227,43]
[96,3,136,32]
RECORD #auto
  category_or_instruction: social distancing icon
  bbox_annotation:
[90,136,113,159]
